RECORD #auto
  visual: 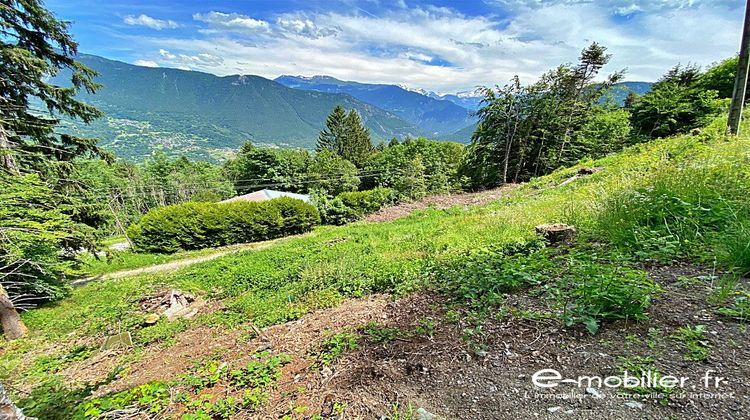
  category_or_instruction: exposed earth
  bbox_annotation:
[48,262,749,419]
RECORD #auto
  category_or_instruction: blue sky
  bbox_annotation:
[46,0,745,92]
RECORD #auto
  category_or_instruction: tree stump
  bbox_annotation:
[535,223,577,245]
[1,382,32,419]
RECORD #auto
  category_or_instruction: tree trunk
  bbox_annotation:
[0,284,27,340]
[0,124,19,175]
[0,382,31,419]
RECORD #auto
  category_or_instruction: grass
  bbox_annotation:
[4,116,750,416]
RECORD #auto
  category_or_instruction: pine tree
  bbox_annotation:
[0,0,106,339]
[317,105,348,154]
[341,110,373,167]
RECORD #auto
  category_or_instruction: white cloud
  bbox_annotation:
[129,2,744,92]
[193,11,269,32]
[276,17,339,38]
[123,14,180,30]
[158,49,224,69]
[133,59,159,67]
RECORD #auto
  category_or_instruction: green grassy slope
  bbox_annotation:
[3,117,749,417]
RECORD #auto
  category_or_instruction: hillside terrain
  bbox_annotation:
[50,55,652,162]
[52,55,422,161]
[2,117,748,419]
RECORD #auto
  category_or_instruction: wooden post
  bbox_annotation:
[728,0,750,135]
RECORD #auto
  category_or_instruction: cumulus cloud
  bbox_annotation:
[193,11,269,33]
[276,17,339,39]
[123,14,180,30]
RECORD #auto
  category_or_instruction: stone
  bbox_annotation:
[585,387,603,399]
[416,407,436,420]
[547,406,563,413]
[624,401,644,409]
[101,332,133,350]
[535,223,576,245]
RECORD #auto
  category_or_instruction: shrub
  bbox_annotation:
[128,198,319,253]
[312,195,361,226]
[315,188,396,225]
[337,187,395,215]
[364,138,464,198]
[267,197,321,234]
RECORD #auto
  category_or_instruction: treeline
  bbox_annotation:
[463,43,734,189]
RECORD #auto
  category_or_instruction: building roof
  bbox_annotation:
[220,189,311,204]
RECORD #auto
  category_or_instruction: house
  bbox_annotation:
[220,189,310,204]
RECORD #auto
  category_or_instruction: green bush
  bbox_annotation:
[314,195,362,226]
[267,197,321,234]
[128,198,319,253]
[337,187,395,215]
[315,188,395,225]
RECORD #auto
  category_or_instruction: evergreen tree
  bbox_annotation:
[0,0,106,339]
[342,110,373,167]
[317,105,348,154]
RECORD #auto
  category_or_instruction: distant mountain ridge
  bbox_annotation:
[53,54,423,161]
[52,54,652,162]
[274,75,477,138]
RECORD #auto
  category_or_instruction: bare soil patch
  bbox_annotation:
[315,264,750,420]
[364,186,516,223]
[53,264,749,419]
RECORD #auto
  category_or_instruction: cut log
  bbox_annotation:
[535,223,577,245]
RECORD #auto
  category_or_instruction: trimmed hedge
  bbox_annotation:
[128,197,320,253]
[317,187,396,225]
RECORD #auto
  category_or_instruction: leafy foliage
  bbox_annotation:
[0,0,111,311]
[629,64,725,138]
[698,56,737,99]
[0,173,83,305]
[365,137,465,198]
[315,188,396,225]
[463,43,625,187]
[224,143,311,194]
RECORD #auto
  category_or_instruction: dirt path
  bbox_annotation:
[364,185,516,223]
[71,241,278,287]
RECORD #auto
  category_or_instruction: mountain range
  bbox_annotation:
[274,75,477,137]
[53,54,652,162]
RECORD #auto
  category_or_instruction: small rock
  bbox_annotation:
[475,350,488,358]
[586,387,603,398]
[624,401,644,409]
[255,342,273,352]
[143,313,160,325]
[417,407,436,420]
[547,406,563,413]
[321,366,333,379]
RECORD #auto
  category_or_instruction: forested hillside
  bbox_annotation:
[51,55,422,161]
